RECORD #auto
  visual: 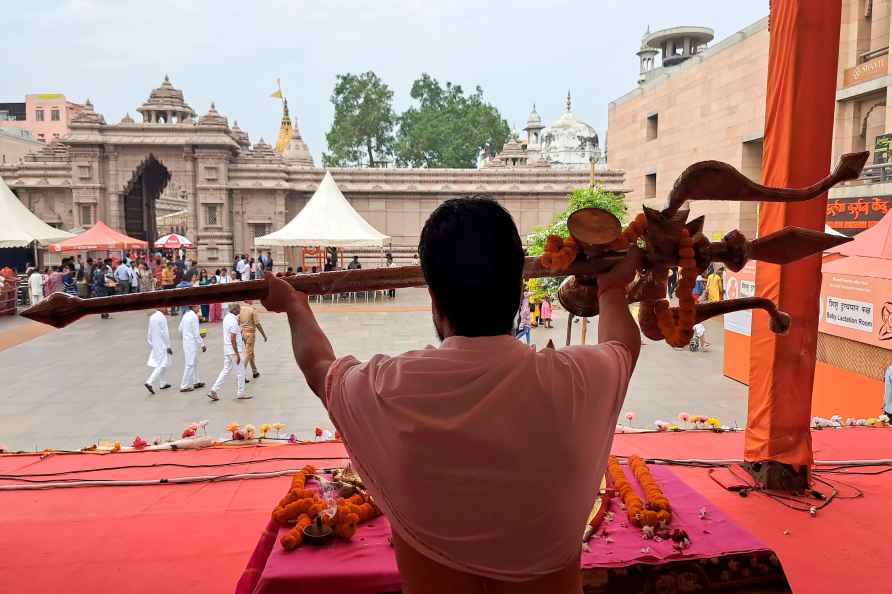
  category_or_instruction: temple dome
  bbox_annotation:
[252,137,275,155]
[540,91,600,167]
[281,118,314,167]
[70,99,106,126]
[526,104,543,127]
[137,75,196,124]
[230,120,250,148]
[197,102,228,127]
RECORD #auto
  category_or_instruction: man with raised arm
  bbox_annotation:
[263,197,640,594]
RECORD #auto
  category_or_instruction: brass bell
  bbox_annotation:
[557,275,600,318]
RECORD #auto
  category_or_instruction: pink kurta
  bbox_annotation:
[324,335,632,581]
[541,300,552,320]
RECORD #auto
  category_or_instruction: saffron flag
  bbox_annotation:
[270,89,283,99]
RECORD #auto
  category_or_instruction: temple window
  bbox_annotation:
[51,109,60,121]
[35,109,44,121]
[646,113,659,140]
[79,204,94,226]
[645,172,657,199]
[205,204,219,225]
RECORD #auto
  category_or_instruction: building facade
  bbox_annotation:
[609,19,768,241]
[0,93,86,143]
[610,2,892,239]
[0,77,628,269]
[0,128,42,165]
[829,0,892,235]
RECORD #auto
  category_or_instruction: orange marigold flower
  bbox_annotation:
[545,235,564,253]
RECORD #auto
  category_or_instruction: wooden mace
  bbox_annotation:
[22,151,866,333]
[21,256,621,330]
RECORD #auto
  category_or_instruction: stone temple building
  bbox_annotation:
[0,77,627,268]
[481,92,604,170]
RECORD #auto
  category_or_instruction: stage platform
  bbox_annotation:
[0,429,888,593]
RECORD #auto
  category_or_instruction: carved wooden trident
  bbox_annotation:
[22,152,868,337]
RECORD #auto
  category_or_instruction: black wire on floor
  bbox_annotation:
[0,454,351,482]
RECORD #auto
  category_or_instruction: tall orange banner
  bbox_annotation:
[745,0,842,468]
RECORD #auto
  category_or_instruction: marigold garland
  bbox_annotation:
[607,455,672,528]
[540,234,579,271]
[272,465,382,551]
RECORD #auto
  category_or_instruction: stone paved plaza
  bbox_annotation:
[0,290,744,450]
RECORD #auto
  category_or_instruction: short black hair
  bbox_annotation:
[419,196,524,337]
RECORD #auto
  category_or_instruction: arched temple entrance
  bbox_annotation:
[122,155,170,250]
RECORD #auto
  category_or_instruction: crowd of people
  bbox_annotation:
[144,299,269,401]
[667,264,726,303]
[25,250,277,317]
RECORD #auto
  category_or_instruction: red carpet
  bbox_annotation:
[0,431,888,594]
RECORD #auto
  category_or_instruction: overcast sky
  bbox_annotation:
[4,1,768,162]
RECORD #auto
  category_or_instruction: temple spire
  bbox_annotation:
[566,90,572,112]
[273,83,293,153]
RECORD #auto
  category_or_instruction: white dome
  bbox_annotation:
[540,91,600,168]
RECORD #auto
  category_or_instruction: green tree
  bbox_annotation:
[323,72,396,167]
[526,186,628,301]
[395,74,510,168]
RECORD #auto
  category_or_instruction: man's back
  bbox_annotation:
[324,335,631,582]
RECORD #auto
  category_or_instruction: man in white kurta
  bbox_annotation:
[28,269,44,305]
[208,303,249,401]
[178,305,206,392]
[145,309,172,395]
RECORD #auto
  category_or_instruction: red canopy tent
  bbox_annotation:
[47,221,147,253]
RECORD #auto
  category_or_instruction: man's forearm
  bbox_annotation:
[597,289,641,366]
[285,303,336,398]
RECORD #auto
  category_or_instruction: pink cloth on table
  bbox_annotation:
[323,335,632,581]
[247,517,400,594]
[241,466,772,594]
[581,465,768,567]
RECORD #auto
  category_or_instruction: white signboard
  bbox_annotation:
[724,279,756,336]
[825,296,873,333]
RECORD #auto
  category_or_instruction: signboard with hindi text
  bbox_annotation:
[819,271,892,350]
[826,196,889,236]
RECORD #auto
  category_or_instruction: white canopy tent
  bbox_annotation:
[0,175,74,248]
[254,171,390,248]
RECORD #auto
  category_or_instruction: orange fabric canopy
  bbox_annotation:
[746,0,843,469]
[47,221,147,253]
[827,210,892,259]
[822,254,892,280]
